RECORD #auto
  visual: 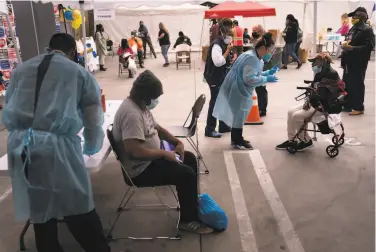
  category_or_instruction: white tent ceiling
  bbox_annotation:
[99,3,207,52]
[115,3,207,16]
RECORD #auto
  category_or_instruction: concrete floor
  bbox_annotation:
[0,52,374,252]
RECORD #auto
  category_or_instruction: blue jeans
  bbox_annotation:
[283,43,300,65]
[161,44,170,63]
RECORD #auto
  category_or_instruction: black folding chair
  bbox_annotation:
[166,94,209,174]
[106,125,181,241]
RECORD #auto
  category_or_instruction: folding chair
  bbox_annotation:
[106,125,181,241]
[166,94,209,174]
[175,44,191,70]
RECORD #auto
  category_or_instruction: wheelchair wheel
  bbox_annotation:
[326,145,339,158]
[332,136,345,146]
[286,146,298,154]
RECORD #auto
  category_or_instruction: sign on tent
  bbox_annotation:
[94,8,115,20]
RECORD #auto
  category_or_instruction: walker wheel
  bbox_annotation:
[332,136,344,146]
[286,146,298,154]
[326,145,339,158]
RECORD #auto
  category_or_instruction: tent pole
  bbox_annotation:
[263,17,266,30]
[30,1,40,55]
[313,0,317,56]
[58,4,67,33]
[4,12,21,63]
[80,1,88,70]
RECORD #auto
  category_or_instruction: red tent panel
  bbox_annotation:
[205,1,276,19]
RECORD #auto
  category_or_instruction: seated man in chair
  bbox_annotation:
[112,70,213,234]
[276,53,341,151]
[173,31,192,64]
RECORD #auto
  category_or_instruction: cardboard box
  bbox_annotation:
[268,29,279,42]
[202,46,209,62]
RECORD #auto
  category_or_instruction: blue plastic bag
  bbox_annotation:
[198,193,228,231]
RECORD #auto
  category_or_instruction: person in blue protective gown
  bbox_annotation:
[213,33,279,150]
[2,33,111,252]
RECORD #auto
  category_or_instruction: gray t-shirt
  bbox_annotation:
[112,98,161,178]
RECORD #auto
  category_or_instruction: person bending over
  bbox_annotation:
[213,33,279,150]
[112,70,214,234]
[129,31,144,68]
[276,53,340,151]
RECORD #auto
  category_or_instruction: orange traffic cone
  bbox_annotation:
[245,91,264,125]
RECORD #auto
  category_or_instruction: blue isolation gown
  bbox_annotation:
[2,52,104,223]
[213,49,270,129]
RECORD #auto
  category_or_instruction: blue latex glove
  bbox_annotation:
[83,142,100,156]
[266,75,279,83]
[268,65,279,75]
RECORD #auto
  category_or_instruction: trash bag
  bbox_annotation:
[128,58,137,75]
[198,193,228,231]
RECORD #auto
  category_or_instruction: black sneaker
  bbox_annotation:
[205,130,222,138]
[297,140,313,151]
[163,63,169,67]
[232,141,253,150]
[276,140,296,150]
[260,111,266,117]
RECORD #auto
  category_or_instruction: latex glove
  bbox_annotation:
[266,75,279,83]
[83,143,100,156]
[342,44,353,51]
[268,65,279,75]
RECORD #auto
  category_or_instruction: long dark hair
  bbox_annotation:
[121,39,129,50]
[255,32,275,49]
[96,24,103,34]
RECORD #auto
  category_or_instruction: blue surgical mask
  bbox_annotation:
[263,53,272,62]
[312,65,322,74]
[146,98,159,110]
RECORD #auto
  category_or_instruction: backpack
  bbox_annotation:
[198,193,228,231]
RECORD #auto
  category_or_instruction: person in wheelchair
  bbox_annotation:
[117,39,135,78]
[112,70,214,235]
[276,53,341,151]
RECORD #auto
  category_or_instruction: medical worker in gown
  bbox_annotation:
[213,33,279,150]
[2,33,111,252]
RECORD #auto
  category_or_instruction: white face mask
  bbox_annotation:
[224,36,232,44]
[146,98,159,110]
[312,65,322,74]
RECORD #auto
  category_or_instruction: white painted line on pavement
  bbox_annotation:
[224,151,258,252]
[249,150,306,252]
[0,187,12,204]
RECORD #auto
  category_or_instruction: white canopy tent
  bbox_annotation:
[98,4,208,52]
[206,0,374,55]
[22,0,376,66]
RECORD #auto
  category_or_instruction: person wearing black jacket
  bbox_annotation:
[203,18,233,138]
[276,53,339,151]
[281,14,302,69]
[138,21,157,59]
[173,31,192,64]
[341,7,375,115]
[173,31,192,49]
